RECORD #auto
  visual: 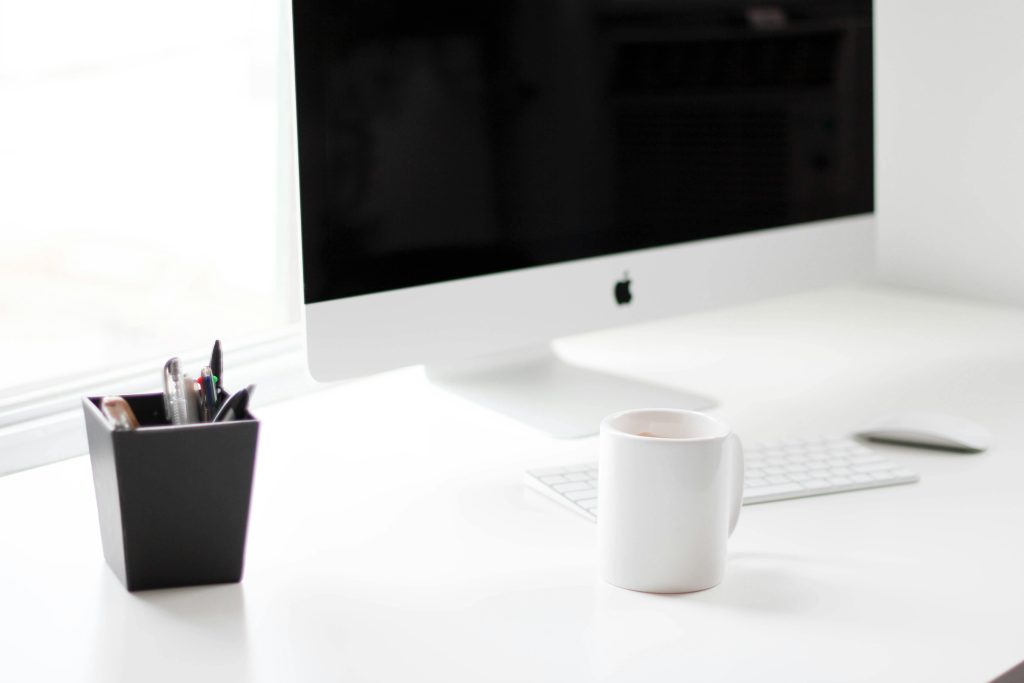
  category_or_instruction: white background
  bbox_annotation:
[876,0,1024,305]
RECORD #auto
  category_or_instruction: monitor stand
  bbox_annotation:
[425,345,716,438]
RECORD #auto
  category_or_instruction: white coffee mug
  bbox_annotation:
[598,409,744,593]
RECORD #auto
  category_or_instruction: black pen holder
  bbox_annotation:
[82,393,259,591]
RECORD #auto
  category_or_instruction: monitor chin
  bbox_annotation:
[425,344,715,438]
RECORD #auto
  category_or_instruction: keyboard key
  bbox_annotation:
[827,476,853,486]
[852,461,897,473]
[766,475,790,485]
[539,475,567,485]
[579,498,599,510]
[552,482,590,493]
[745,477,768,487]
[802,479,830,490]
[747,482,803,497]
[565,472,589,482]
[565,489,597,501]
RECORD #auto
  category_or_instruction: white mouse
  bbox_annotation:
[855,412,992,452]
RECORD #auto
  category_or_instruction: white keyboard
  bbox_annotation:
[525,435,919,521]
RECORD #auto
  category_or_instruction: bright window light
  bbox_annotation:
[0,0,295,399]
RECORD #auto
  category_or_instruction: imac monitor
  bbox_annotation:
[292,0,874,436]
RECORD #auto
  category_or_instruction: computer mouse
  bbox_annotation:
[855,412,992,453]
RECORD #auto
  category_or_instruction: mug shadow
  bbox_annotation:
[678,551,845,615]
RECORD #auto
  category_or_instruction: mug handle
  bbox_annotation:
[727,433,744,536]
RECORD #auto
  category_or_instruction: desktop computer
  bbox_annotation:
[291,0,874,437]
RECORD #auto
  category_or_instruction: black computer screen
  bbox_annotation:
[294,0,873,304]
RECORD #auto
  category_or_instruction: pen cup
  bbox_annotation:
[82,392,259,591]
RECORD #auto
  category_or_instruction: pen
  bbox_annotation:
[212,384,255,423]
[164,360,200,425]
[181,373,199,424]
[210,340,224,403]
[163,357,190,425]
[101,396,139,431]
[162,357,181,420]
[197,366,216,422]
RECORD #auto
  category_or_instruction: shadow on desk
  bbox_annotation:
[684,551,849,615]
[90,574,250,681]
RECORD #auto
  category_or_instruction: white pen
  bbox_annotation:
[181,373,199,424]
[162,357,181,420]
[163,358,198,425]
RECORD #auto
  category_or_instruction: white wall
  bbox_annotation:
[876,0,1024,305]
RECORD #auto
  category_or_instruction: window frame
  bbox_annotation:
[0,329,325,476]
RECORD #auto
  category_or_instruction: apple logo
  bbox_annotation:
[614,271,632,305]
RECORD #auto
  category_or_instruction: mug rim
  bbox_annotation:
[601,408,729,442]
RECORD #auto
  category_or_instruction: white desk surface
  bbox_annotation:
[2,285,1023,682]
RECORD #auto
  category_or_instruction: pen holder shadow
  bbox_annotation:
[82,393,259,592]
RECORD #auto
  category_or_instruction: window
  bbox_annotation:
[0,0,302,470]
[1,0,297,396]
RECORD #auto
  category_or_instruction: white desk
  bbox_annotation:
[2,285,1023,682]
